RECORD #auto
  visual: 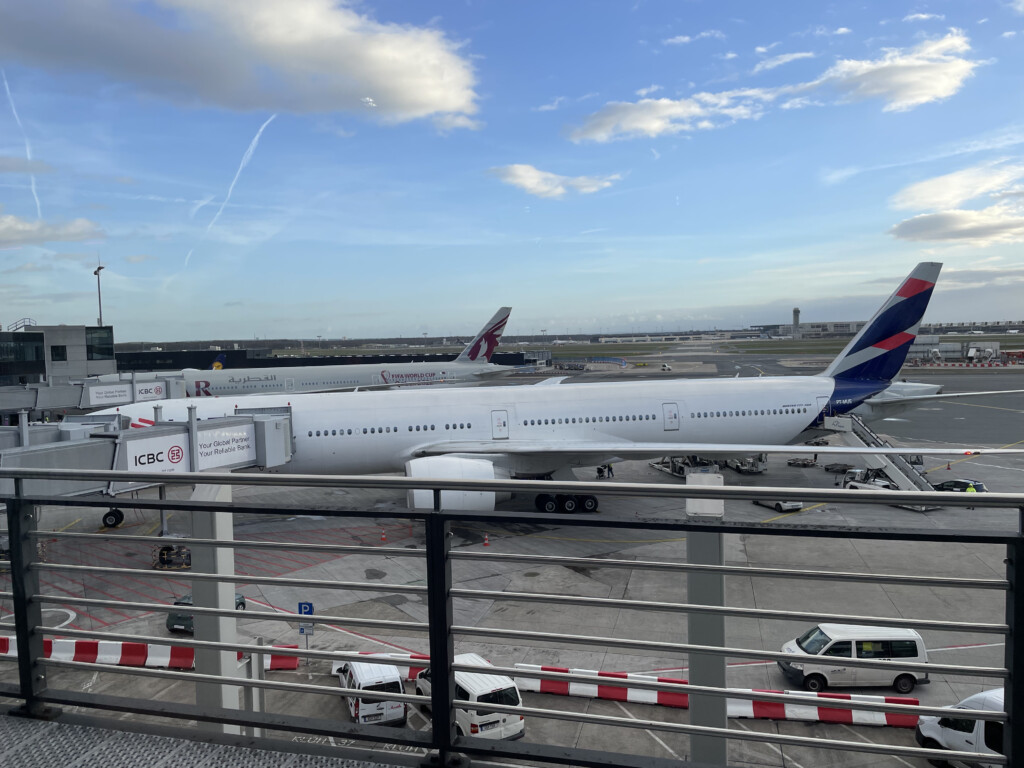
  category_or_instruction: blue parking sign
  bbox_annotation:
[298,601,314,616]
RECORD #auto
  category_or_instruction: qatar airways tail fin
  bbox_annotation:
[454,307,512,363]
[821,262,940,386]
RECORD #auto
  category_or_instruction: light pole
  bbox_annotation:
[93,265,105,326]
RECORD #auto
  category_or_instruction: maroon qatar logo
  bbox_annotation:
[168,446,184,464]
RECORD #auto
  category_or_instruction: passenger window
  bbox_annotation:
[889,640,918,658]
[332,430,336,436]
[938,716,976,733]
[856,641,891,659]
[316,430,321,436]
[455,684,470,701]
[822,641,851,658]
[362,428,367,434]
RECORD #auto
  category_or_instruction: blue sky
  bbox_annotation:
[2,1,1024,342]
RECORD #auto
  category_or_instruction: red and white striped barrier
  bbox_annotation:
[726,688,918,728]
[514,664,689,708]
[0,636,299,671]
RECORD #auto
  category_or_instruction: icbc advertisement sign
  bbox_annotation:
[125,435,191,473]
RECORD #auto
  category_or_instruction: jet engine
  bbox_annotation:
[405,456,510,511]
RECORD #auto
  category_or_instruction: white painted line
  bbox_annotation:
[611,699,682,761]
[837,723,915,768]
[732,718,807,768]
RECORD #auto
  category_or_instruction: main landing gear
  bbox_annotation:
[534,493,599,513]
[102,508,125,528]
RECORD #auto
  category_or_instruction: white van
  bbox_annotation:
[661,363,673,372]
[415,652,525,739]
[915,688,1003,767]
[334,660,407,726]
[777,623,929,694]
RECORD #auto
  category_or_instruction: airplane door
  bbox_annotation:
[286,378,295,392]
[662,402,680,431]
[491,410,509,439]
[816,395,831,421]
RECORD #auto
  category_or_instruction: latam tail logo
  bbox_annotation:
[466,315,508,362]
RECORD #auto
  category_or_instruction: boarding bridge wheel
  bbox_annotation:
[102,508,124,528]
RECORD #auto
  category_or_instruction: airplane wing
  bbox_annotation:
[857,388,1024,420]
[416,440,1024,462]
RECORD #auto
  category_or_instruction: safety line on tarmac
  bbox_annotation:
[731,719,809,768]
[611,699,683,761]
[837,722,915,768]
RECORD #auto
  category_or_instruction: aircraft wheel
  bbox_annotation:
[578,495,599,512]
[102,508,124,528]
[556,494,578,513]
[535,494,558,513]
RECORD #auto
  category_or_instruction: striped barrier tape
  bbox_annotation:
[0,636,299,671]
[727,688,919,728]
[514,664,689,708]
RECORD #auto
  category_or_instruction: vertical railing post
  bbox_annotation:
[424,490,456,766]
[1005,506,1024,763]
[8,478,56,718]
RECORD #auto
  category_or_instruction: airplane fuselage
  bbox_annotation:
[113,376,838,475]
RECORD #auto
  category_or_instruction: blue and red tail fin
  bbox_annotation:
[208,353,227,370]
[454,307,512,363]
[821,262,940,395]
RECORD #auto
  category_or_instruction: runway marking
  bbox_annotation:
[759,503,825,523]
[611,699,683,761]
[926,438,1024,473]
[966,462,1024,473]
[940,399,1024,414]
[837,723,914,768]
[56,518,82,532]
[732,719,808,768]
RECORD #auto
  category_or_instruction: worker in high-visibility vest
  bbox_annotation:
[966,483,977,509]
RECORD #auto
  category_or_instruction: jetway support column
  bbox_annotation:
[686,473,727,766]
[190,483,241,735]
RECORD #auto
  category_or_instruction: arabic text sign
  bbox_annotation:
[195,424,257,470]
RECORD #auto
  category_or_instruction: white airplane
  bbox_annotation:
[98,308,515,397]
[101,263,1024,513]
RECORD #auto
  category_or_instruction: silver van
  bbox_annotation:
[778,623,929,693]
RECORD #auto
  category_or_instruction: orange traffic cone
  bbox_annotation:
[946,462,952,470]
[380,529,387,544]
[483,533,490,547]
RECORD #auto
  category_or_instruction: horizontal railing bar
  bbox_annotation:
[452,588,1009,634]
[35,562,428,596]
[28,626,421,668]
[468,663,1004,721]
[30,530,424,558]
[2,465,1022,510]
[454,626,1008,679]
[450,551,1009,590]
[445,699,1006,765]
[32,594,428,633]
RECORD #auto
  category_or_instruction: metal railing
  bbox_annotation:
[0,466,1021,768]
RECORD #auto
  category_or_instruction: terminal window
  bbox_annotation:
[86,327,114,360]
[51,345,68,362]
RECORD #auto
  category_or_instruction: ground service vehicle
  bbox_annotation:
[777,623,929,693]
[334,661,407,726]
[915,688,1003,767]
[933,478,988,493]
[842,468,897,490]
[753,499,803,513]
[166,593,246,633]
[415,653,525,739]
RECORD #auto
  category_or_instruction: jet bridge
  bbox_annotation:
[0,408,293,501]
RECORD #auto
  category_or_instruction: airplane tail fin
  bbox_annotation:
[454,307,512,363]
[821,262,941,385]
[208,353,227,370]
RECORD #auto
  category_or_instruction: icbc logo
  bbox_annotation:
[155,385,163,396]
[168,446,183,463]
[133,445,184,466]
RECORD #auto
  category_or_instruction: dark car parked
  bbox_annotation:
[166,593,246,633]
[932,479,988,493]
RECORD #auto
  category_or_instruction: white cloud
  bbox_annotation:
[1014,1,1024,14]
[0,211,103,246]
[569,89,777,142]
[718,52,738,60]
[781,97,823,110]
[0,0,478,126]
[635,85,662,97]
[904,13,945,22]
[663,30,725,45]
[572,31,979,142]
[889,159,1024,245]
[817,29,980,112]
[125,254,157,264]
[813,26,852,36]
[489,164,621,198]
[890,160,1024,210]
[1002,31,1018,38]
[755,42,781,54]
[753,51,816,73]
[534,96,566,112]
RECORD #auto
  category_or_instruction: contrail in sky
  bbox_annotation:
[2,69,42,219]
[206,114,277,234]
